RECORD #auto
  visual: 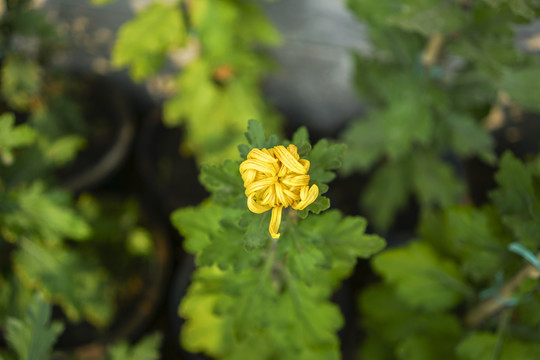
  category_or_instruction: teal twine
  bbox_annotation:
[508,242,540,271]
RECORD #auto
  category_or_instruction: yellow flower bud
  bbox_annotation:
[239,145,319,239]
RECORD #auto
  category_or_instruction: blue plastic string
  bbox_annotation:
[508,242,540,271]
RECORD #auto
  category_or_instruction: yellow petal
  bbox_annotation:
[245,176,278,195]
[269,206,283,239]
[239,159,276,176]
[293,185,319,210]
[273,145,307,174]
[247,195,271,214]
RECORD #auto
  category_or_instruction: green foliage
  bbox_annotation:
[0,113,37,165]
[360,152,540,359]
[108,333,163,360]
[0,56,41,111]
[112,2,186,81]
[4,294,64,360]
[172,122,385,359]
[342,0,540,230]
[14,239,115,327]
[114,0,282,164]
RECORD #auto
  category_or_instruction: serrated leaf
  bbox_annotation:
[171,203,223,254]
[3,182,91,244]
[297,196,330,219]
[457,332,540,360]
[381,96,434,160]
[500,67,540,112]
[112,2,186,80]
[199,160,244,206]
[0,113,37,165]
[341,118,385,173]
[410,151,464,208]
[363,159,411,231]
[5,294,64,360]
[108,333,162,360]
[14,240,115,327]
[1,57,41,111]
[291,126,312,156]
[359,284,462,360]
[444,113,495,163]
[372,241,470,311]
[238,119,281,159]
[305,139,346,194]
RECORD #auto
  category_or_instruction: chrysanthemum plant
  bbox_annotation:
[360,151,540,359]
[171,120,386,359]
[341,0,540,231]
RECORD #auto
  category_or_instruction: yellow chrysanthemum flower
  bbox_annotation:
[239,144,319,239]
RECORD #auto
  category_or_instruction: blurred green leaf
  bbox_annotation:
[108,333,162,360]
[3,182,91,244]
[305,139,346,194]
[490,151,540,249]
[359,284,462,360]
[362,159,411,231]
[5,294,64,360]
[457,332,540,360]
[112,2,186,80]
[444,113,495,163]
[410,151,464,208]
[500,67,540,112]
[372,241,470,311]
[0,113,37,165]
[14,240,115,327]
[1,57,41,111]
[42,135,86,166]
[341,118,385,173]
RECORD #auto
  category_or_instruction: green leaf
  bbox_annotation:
[363,159,411,231]
[490,151,540,249]
[444,113,495,163]
[386,1,464,36]
[0,113,37,165]
[43,135,86,166]
[14,240,115,327]
[199,160,245,207]
[108,333,162,360]
[112,2,186,80]
[305,139,346,194]
[341,118,385,173]
[500,67,540,112]
[410,151,464,208]
[5,294,64,360]
[359,284,463,360]
[372,241,470,311]
[1,56,41,111]
[238,119,281,159]
[3,182,91,244]
[290,126,312,156]
[457,332,540,360]
[381,97,434,160]
[297,196,330,219]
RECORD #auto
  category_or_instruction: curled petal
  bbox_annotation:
[273,145,307,174]
[293,184,319,210]
[281,174,310,187]
[269,206,283,239]
[245,176,278,195]
[240,159,277,176]
[247,195,271,214]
